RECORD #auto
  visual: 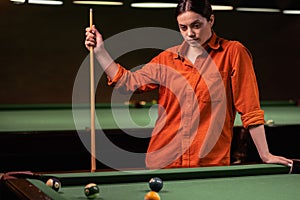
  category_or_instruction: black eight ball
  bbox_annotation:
[149,177,163,192]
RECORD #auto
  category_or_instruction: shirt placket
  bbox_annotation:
[181,64,200,167]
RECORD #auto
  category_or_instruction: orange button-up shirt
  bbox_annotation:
[108,32,265,169]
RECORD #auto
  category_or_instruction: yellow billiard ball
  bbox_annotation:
[84,183,100,199]
[265,119,275,126]
[46,178,61,192]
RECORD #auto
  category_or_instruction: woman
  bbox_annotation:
[85,0,292,169]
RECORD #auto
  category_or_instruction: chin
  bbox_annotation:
[188,42,201,48]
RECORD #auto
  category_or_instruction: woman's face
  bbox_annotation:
[177,11,214,47]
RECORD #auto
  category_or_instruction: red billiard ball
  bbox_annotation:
[149,177,163,192]
[144,191,161,200]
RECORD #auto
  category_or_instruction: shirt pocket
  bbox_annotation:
[200,71,228,103]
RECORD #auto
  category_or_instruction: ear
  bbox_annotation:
[209,14,215,27]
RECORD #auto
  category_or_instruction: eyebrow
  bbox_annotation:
[191,20,202,26]
[178,19,202,27]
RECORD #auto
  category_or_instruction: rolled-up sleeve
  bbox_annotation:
[241,110,265,128]
[230,42,265,129]
[107,64,127,86]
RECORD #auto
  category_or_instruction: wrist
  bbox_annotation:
[260,151,271,162]
[94,45,105,54]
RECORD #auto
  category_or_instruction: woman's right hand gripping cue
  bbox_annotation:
[84,25,118,79]
[85,25,104,54]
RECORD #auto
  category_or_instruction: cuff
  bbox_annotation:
[107,64,126,86]
[241,109,265,129]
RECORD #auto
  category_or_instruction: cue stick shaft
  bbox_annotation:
[89,8,96,172]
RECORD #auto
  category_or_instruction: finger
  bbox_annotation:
[92,25,102,37]
[85,35,96,44]
[91,25,96,32]
[85,40,96,46]
[279,157,293,166]
[85,27,96,39]
[280,156,293,164]
[86,32,97,42]
[86,29,96,37]
[85,37,93,43]
[86,32,95,39]
[85,27,95,35]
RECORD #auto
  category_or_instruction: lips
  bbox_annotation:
[186,37,199,42]
[186,39,199,44]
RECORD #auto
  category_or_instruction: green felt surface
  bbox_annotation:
[54,174,299,200]
[0,102,300,132]
[0,106,156,131]
[26,164,299,200]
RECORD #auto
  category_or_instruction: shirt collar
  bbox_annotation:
[175,31,221,60]
[205,31,221,50]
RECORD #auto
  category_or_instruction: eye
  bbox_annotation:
[192,22,202,29]
[179,25,187,31]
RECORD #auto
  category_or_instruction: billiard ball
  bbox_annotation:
[46,178,61,192]
[149,177,163,192]
[84,183,100,199]
[265,119,275,126]
[144,191,160,200]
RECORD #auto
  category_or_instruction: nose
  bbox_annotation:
[187,27,195,38]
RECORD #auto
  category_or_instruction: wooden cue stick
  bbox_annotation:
[89,8,96,172]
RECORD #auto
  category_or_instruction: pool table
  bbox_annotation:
[0,101,300,172]
[1,164,299,200]
[0,101,300,132]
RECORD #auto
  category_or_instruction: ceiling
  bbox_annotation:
[2,0,300,15]
[3,0,300,9]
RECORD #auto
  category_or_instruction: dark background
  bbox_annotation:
[1,1,299,104]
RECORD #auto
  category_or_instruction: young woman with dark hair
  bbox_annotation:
[85,0,292,169]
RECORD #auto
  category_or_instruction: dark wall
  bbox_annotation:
[1,1,299,104]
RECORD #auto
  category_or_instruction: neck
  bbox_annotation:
[186,45,205,64]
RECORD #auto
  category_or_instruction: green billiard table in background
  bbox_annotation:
[0,101,299,172]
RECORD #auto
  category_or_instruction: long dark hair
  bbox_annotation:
[175,0,213,21]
